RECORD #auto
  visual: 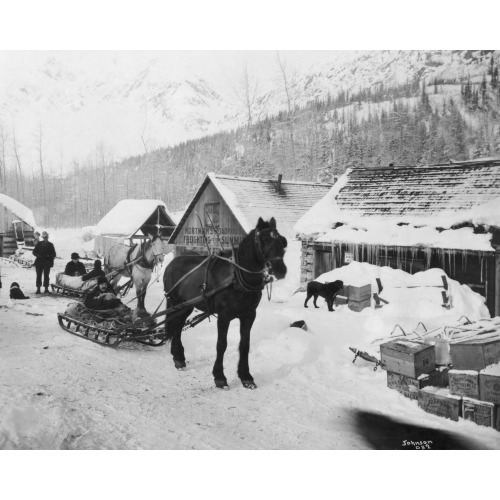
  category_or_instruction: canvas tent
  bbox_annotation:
[0,194,37,257]
[94,199,177,257]
[295,158,500,315]
[168,173,332,255]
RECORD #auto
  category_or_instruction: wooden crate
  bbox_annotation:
[387,370,446,400]
[448,370,480,399]
[380,340,436,378]
[418,386,461,421]
[462,397,496,428]
[348,297,371,312]
[450,333,500,371]
[479,372,500,405]
[346,284,371,302]
[334,294,349,306]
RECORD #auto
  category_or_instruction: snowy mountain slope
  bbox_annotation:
[0,50,497,169]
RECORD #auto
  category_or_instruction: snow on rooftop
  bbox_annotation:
[96,199,167,236]
[208,173,254,233]
[316,223,494,252]
[295,166,500,250]
[294,169,350,235]
[0,194,37,229]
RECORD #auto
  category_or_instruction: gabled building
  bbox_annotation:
[0,194,37,257]
[295,158,500,315]
[168,173,332,254]
[94,199,177,256]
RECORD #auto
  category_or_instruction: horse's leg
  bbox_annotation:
[212,315,230,389]
[132,268,151,312]
[167,306,192,370]
[237,310,257,389]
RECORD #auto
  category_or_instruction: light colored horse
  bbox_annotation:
[104,233,165,312]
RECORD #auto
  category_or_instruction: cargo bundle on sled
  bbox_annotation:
[57,302,166,347]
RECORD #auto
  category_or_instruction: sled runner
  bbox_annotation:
[57,303,166,347]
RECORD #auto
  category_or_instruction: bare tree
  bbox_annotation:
[34,122,48,211]
[11,128,25,202]
[276,51,298,176]
[235,63,261,129]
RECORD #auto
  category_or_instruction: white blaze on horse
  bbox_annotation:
[104,233,165,312]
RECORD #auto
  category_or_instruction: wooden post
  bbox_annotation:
[495,251,500,317]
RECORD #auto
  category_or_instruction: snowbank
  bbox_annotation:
[314,261,490,323]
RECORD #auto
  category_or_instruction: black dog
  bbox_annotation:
[10,282,30,300]
[304,280,343,311]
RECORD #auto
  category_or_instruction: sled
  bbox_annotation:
[57,267,234,347]
[9,255,33,268]
[349,347,383,371]
[57,302,167,348]
[50,283,89,298]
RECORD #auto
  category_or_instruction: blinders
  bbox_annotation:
[254,226,287,278]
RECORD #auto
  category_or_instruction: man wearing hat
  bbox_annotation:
[64,252,86,277]
[84,276,122,310]
[32,231,57,294]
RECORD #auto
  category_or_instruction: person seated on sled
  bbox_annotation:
[64,252,87,277]
[81,259,105,282]
[84,276,122,310]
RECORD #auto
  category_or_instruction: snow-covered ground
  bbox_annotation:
[1,228,500,451]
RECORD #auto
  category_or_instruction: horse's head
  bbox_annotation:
[254,217,287,280]
[147,232,165,265]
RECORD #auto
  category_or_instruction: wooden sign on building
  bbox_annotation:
[169,173,332,255]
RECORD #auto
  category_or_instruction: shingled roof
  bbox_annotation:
[294,158,500,251]
[337,158,500,217]
[169,173,332,241]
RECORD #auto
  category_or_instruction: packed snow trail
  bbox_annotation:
[1,232,500,449]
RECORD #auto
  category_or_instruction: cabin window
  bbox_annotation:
[204,202,220,228]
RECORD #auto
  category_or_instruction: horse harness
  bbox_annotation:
[118,230,280,334]
[164,229,276,316]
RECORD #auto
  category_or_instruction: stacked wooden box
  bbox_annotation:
[335,284,372,311]
[445,333,500,430]
[347,284,371,312]
[381,340,450,401]
[379,320,500,431]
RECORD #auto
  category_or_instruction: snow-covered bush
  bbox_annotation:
[81,226,98,242]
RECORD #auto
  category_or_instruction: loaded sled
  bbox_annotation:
[50,271,133,299]
[57,256,236,348]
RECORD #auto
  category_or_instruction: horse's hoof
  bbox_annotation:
[215,380,229,390]
[174,360,186,370]
[242,380,257,390]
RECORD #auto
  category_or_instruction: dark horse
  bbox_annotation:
[163,217,287,390]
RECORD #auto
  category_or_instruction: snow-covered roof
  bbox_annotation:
[0,194,37,229]
[295,159,500,251]
[169,173,332,241]
[96,199,174,237]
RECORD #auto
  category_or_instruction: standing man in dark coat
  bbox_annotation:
[32,230,56,294]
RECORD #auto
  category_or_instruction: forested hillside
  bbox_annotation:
[2,52,500,228]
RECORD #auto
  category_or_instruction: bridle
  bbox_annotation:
[137,235,164,270]
[231,227,286,292]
